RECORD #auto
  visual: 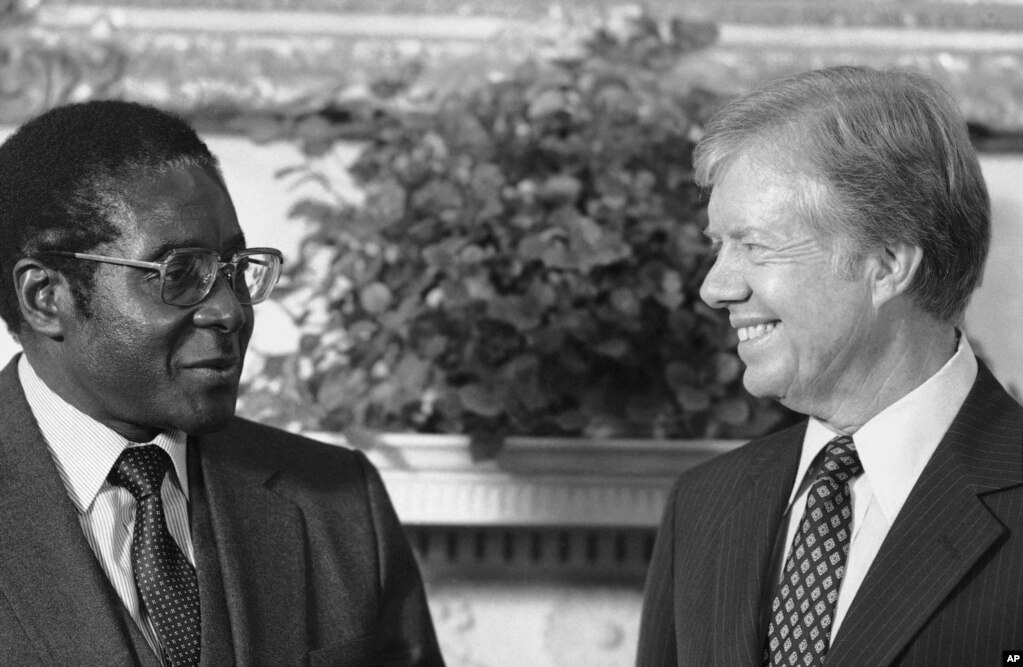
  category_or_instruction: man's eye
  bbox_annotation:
[164,267,190,282]
[164,260,200,283]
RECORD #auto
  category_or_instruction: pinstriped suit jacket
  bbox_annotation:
[637,359,1023,667]
[0,357,443,666]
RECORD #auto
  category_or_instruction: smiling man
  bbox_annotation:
[0,102,442,666]
[637,67,1022,666]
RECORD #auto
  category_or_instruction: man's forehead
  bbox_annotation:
[705,154,821,239]
[705,181,793,238]
[123,164,231,211]
[110,165,243,257]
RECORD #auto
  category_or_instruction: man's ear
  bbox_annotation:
[13,258,69,340]
[869,242,923,309]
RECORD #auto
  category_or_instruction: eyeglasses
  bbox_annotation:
[42,247,284,307]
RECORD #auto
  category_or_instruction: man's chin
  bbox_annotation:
[176,401,238,436]
[185,418,234,436]
[741,370,787,404]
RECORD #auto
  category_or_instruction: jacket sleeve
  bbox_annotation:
[355,450,445,666]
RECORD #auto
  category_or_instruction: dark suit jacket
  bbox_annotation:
[637,360,1023,667]
[0,357,443,666]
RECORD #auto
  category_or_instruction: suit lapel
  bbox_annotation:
[0,358,151,665]
[829,362,1023,667]
[709,425,804,664]
[188,441,238,667]
[196,429,309,665]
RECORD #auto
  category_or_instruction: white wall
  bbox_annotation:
[0,132,1019,397]
[969,156,1023,398]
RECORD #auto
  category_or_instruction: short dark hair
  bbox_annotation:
[0,100,222,333]
[694,66,990,324]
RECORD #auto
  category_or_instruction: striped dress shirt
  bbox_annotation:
[18,355,194,665]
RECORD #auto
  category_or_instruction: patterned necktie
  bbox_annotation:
[109,445,201,667]
[765,435,863,666]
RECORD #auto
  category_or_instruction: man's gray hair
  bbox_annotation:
[693,65,990,324]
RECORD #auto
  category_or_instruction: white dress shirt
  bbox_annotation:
[19,355,194,664]
[777,334,978,640]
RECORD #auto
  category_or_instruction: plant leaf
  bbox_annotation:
[458,383,503,417]
[359,283,393,314]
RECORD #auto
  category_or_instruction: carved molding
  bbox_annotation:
[321,431,740,527]
[2,2,1023,137]
[388,471,670,527]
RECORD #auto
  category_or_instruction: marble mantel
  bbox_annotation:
[316,431,743,667]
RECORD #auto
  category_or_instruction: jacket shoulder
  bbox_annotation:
[670,420,806,500]
[199,417,376,494]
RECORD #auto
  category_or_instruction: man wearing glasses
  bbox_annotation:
[0,101,442,666]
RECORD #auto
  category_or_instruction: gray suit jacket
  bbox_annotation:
[637,360,1023,666]
[0,357,443,666]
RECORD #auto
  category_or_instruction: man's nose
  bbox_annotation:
[699,249,749,309]
[192,272,247,332]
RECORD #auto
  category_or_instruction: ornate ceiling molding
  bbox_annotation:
[3,1,1022,139]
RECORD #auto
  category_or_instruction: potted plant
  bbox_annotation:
[238,13,796,461]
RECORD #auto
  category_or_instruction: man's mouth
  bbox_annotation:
[736,322,777,342]
[186,357,239,370]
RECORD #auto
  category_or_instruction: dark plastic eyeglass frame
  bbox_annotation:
[41,247,284,307]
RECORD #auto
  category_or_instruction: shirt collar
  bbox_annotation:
[795,334,978,522]
[18,354,190,513]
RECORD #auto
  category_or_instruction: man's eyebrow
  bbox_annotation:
[703,225,755,242]
[728,225,761,240]
[707,225,779,244]
[145,232,248,261]
[224,232,247,253]
[146,240,189,260]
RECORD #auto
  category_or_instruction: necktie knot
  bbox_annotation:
[108,445,171,502]
[815,435,862,486]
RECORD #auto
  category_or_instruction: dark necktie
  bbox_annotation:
[109,445,201,667]
[764,435,863,666]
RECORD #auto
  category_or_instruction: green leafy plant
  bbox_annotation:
[239,14,795,453]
